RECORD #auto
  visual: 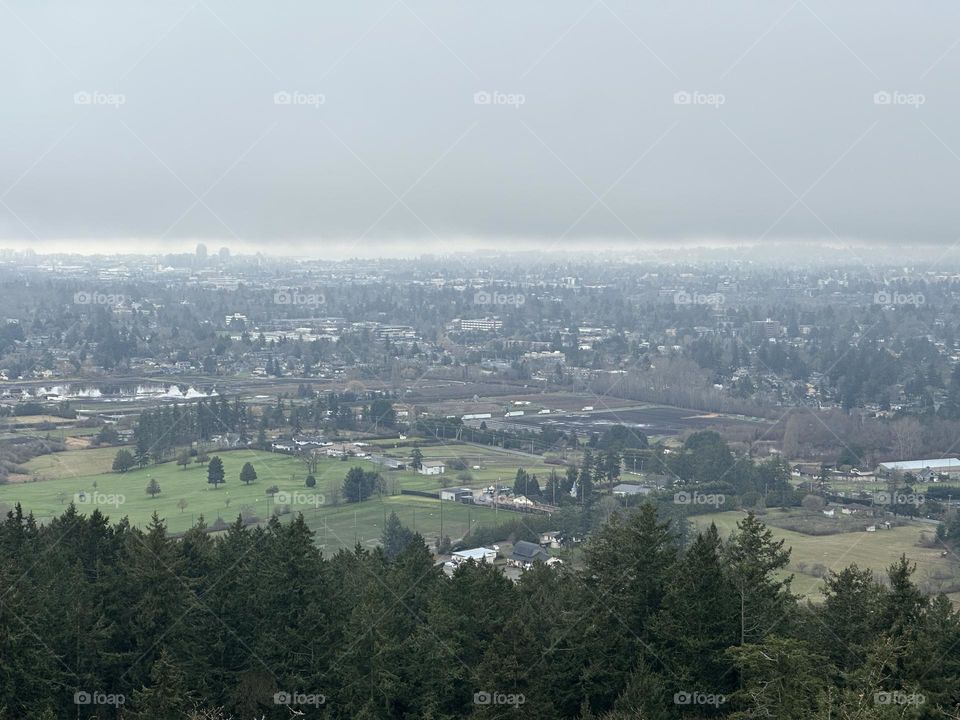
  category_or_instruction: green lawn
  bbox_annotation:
[300,495,504,552]
[0,445,539,551]
[691,510,958,599]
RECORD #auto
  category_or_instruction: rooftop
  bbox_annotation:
[878,458,960,471]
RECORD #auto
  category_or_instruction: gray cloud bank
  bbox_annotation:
[2,0,959,252]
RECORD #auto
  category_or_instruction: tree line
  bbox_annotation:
[0,502,957,718]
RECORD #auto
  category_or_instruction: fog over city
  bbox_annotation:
[6,5,960,720]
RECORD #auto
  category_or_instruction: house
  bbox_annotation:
[325,442,369,458]
[539,531,562,548]
[440,487,474,503]
[293,434,325,448]
[822,509,835,517]
[612,483,652,498]
[792,463,824,478]
[509,540,550,569]
[418,460,446,476]
[916,467,947,483]
[452,547,496,565]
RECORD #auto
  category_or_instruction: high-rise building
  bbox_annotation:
[196,243,208,259]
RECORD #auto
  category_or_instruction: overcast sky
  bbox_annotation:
[2,1,960,256]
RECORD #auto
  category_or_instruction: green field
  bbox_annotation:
[364,441,560,491]
[691,510,959,600]
[0,443,544,551]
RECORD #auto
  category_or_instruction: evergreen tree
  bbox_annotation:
[576,503,676,712]
[725,512,795,645]
[207,456,225,489]
[134,435,151,469]
[652,524,738,700]
[381,511,416,560]
[129,648,194,719]
[239,462,257,485]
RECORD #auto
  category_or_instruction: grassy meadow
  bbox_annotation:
[690,509,959,600]
[0,442,545,550]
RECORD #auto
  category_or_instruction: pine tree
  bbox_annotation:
[129,648,193,719]
[207,456,225,489]
[239,462,257,485]
[652,524,738,698]
[381,511,416,560]
[725,512,795,645]
[134,435,151,469]
[815,564,881,671]
[576,503,676,711]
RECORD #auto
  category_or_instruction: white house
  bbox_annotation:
[418,460,446,476]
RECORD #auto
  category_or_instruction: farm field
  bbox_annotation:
[0,443,542,549]
[691,510,959,600]
[369,441,561,493]
[20,444,121,480]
